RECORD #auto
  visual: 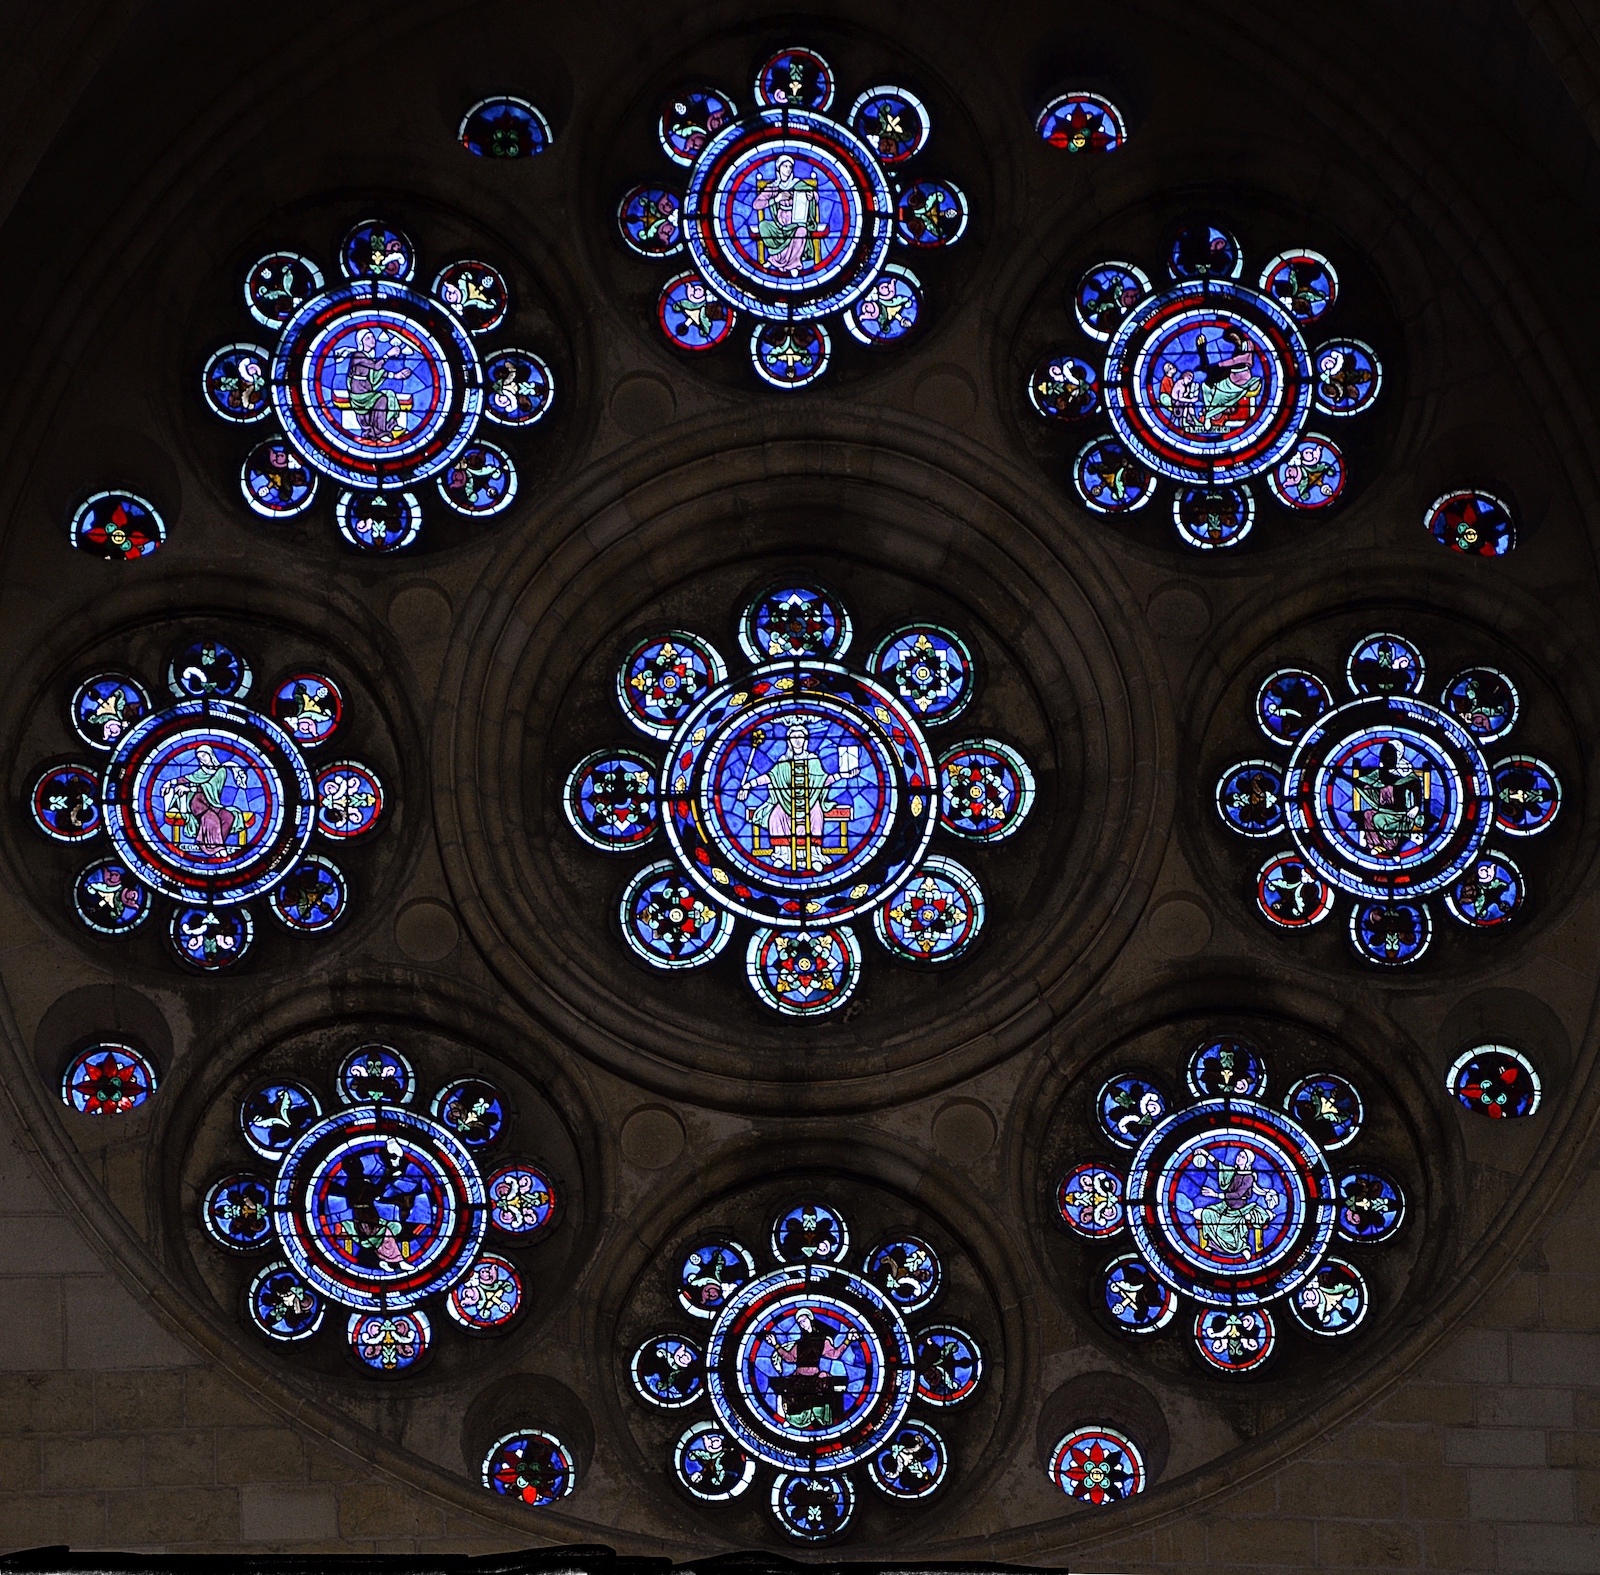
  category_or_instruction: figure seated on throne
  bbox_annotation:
[1193,1148,1279,1257]
[752,155,824,278]
[737,723,858,872]
[335,327,414,443]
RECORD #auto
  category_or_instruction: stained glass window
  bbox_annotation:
[1037,225,1387,544]
[62,1043,156,1115]
[564,586,1035,1014]
[1059,1038,1402,1375]
[620,51,963,388]
[1216,631,1559,964]
[1036,93,1126,152]
[1049,1426,1145,1503]
[636,1204,976,1540]
[69,490,165,560]
[1447,1045,1542,1118]
[459,97,551,158]
[482,1431,575,1503]
[348,1309,431,1372]
[1426,489,1516,556]
[31,639,381,969]
[203,222,556,550]
[203,1175,271,1251]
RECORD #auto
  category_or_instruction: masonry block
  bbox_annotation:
[1467,1464,1576,1521]
[238,1483,337,1543]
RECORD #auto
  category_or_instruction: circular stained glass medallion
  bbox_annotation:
[31,764,101,842]
[704,1264,915,1471]
[740,583,851,660]
[1441,667,1518,745]
[754,47,834,111]
[1056,1162,1124,1238]
[240,1081,320,1160]
[1215,759,1284,837]
[914,1324,982,1406]
[1074,435,1157,512]
[1445,852,1523,927]
[249,1264,323,1341]
[1050,1426,1145,1504]
[460,96,551,158]
[751,321,831,387]
[483,350,553,426]
[431,259,508,334]
[241,437,315,517]
[488,1165,557,1238]
[1349,897,1430,966]
[438,440,516,516]
[1037,92,1125,151]
[1266,435,1345,509]
[1447,1045,1541,1119]
[1169,224,1242,280]
[1256,668,1332,745]
[1096,1073,1167,1149]
[683,107,894,321]
[617,184,683,257]
[658,272,737,350]
[335,488,421,552]
[1029,352,1099,421]
[622,861,735,969]
[102,698,315,904]
[771,1471,854,1540]
[1253,855,1333,928]
[873,855,985,962]
[339,220,414,283]
[71,673,150,751]
[203,1174,272,1251]
[1075,261,1152,340]
[272,1104,489,1311]
[202,343,271,423]
[347,1308,431,1372]
[1101,1254,1178,1334]
[1288,1259,1368,1336]
[315,761,383,839]
[1284,1074,1364,1149]
[848,86,930,164]
[74,859,151,934]
[1103,278,1312,485]
[869,1420,947,1499]
[1335,1169,1405,1242]
[166,638,251,700]
[678,1238,756,1320]
[1259,249,1337,324]
[1187,1037,1268,1099]
[675,1419,756,1499]
[169,905,254,970]
[482,1430,574,1504]
[70,490,165,559]
[244,252,323,330]
[62,1043,156,1115]
[1194,1305,1275,1374]
[660,87,738,166]
[1125,1098,1336,1307]
[746,926,861,1015]
[618,631,727,739]
[564,750,659,852]
[432,1078,506,1147]
[938,738,1035,841]
[664,662,935,925]
[267,855,347,932]
[1174,483,1254,547]
[1426,489,1515,556]
[335,1044,415,1107]
[843,265,920,346]
[270,672,342,747]
[896,180,966,247]
[631,1333,704,1407]
[870,625,973,724]
[1493,756,1561,836]
[771,1201,849,1265]
[863,1236,942,1313]
[1314,339,1382,417]
[1346,633,1425,697]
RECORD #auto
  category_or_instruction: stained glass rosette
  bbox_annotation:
[566,586,1034,1014]
[619,50,964,389]
[634,1204,978,1541]
[1216,633,1557,964]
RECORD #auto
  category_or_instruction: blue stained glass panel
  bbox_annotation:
[862,1236,941,1312]
[659,87,737,165]
[482,1431,575,1503]
[62,1042,156,1115]
[336,489,421,552]
[1314,339,1382,416]
[657,273,736,350]
[1349,900,1431,964]
[1056,1162,1124,1237]
[1426,490,1515,556]
[244,252,324,330]
[1037,93,1126,151]
[1169,224,1242,280]
[771,1471,854,1540]
[618,630,727,738]
[896,180,966,247]
[71,673,150,751]
[267,855,347,931]
[1266,435,1345,508]
[202,343,271,423]
[449,1254,524,1331]
[1174,483,1254,548]
[439,441,516,516]
[484,351,553,426]
[565,750,658,851]
[249,1263,324,1341]
[740,583,851,660]
[432,1078,506,1146]
[937,738,1034,840]
[754,47,834,111]
[270,673,342,747]
[1051,1426,1145,1504]
[1096,1073,1166,1148]
[1288,1259,1368,1336]
[874,855,985,961]
[166,638,252,700]
[1194,1306,1274,1373]
[348,1308,431,1371]
[1074,261,1152,341]
[1186,1037,1268,1099]
[1074,436,1157,512]
[73,860,151,934]
[459,97,551,158]
[1101,1254,1177,1333]
[617,185,683,257]
[631,1333,704,1406]
[1346,633,1426,697]
[203,1174,272,1250]
[751,321,831,388]
[432,259,509,334]
[488,1164,556,1237]
[1445,852,1523,927]
[843,267,921,347]
[1255,853,1334,927]
[315,761,383,839]
[1029,353,1099,421]
[621,862,734,969]
[1335,1169,1405,1241]
[771,1201,849,1265]
[1284,1074,1364,1149]
[170,904,254,970]
[868,1421,947,1499]
[1447,1044,1542,1119]
[1215,759,1284,837]
[677,1238,755,1319]
[1259,249,1337,324]
[1255,668,1331,745]
[848,86,931,163]
[242,438,316,516]
[31,764,101,842]
[1441,667,1518,744]
[239,1081,320,1160]
[870,624,974,723]
[913,1325,982,1405]
[746,926,861,1015]
[675,1420,756,1498]
[1492,756,1561,836]
[340,219,414,283]
[70,490,165,559]
[336,1044,415,1106]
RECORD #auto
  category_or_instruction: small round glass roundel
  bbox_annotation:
[336,490,420,553]
[1187,1036,1268,1099]
[658,272,736,350]
[1101,1254,1177,1333]
[874,855,986,962]
[1259,249,1338,324]
[1256,668,1331,745]
[62,1043,156,1115]
[270,673,342,747]
[754,46,834,110]
[1029,353,1099,421]
[239,1081,321,1160]
[677,1238,755,1319]
[1216,759,1284,837]
[1075,261,1152,340]
[1349,900,1431,966]
[249,1264,323,1341]
[336,1043,415,1106]
[447,1255,524,1332]
[751,321,831,389]
[484,350,553,426]
[340,219,414,283]
[166,638,251,700]
[618,630,727,738]
[432,1078,507,1146]
[202,343,271,423]
[70,490,165,560]
[1314,340,1382,416]
[739,582,851,660]
[1175,484,1254,548]
[1442,667,1518,743]
[1050,1426,1145,1505]
[1195,1306,1274,1374]
[632,1333,704,1407]
[1056,1162,1124,1237]
[863,1236,942,1312]
[316,761,383,839]
[1446,852,1523,927]
[241,438,316,517]
[73,861,151,934]
[843,267,921,348]
[1096,1073,1167,1148]
[1493,756,1561,836]
[849,86,931,163]
[897,181,966,248]
[1170,223,1242,280]
[460,96,551,158]
[676,1420,756,1499]
[203,1174,272,1251]
[871,624,974,724]
[564,750,658,851]
[348,1308,431,1373]
[771,1201,849,1265]
[432,259,508,334]
[71,673,150,751]
[1074,436,1156,513]
[938,739,1035,840]
[1037,93,1125,151]
[244,252,323,330]
[1289,1260,1368,1336]
[1336,1170,1405,1242]
[1285,1074,1364,1149]
[617,185,683,257]
[659,86,737,165]
[1427,490,1515,556]
[482,1430,574,1504]
[31,764,101,842]
[746,926,861,1016]
[170,905,254,970]
[488,1165,556,1237]
[1447,1044,1542,1119]
[914,1325,982,1406]
[268,856,347,932]
[1347,631,1426,696]
[439,441,516,517]
[622,861,734,969]
[869,1421,947,1499]
[771,1472,854,1541]
[1267,435,1345,509]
